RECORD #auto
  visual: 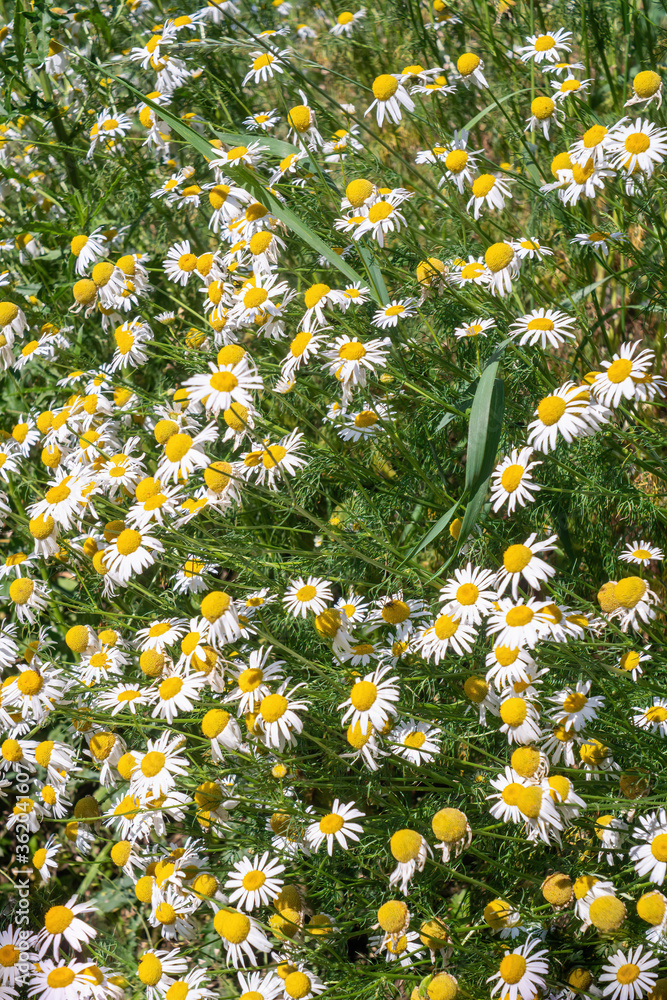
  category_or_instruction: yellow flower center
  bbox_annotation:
[214,909,251,943]
[606,358,633,383]
[284,972,311,1000]
[339,341,366,361]
[295,584,317,602]
[484,242,514,272]
[589,895,626,931]
[165,433,193,462]
[503,544,532,573]
[500,697,527,726]
[651,833,667,861]
[457,52,480,76]
[390,828,422,862]
[141,751,166,777]
[563,691,587,713]
[614,576,647,608]
[471,174,496,197]
[44,905,74,934]
[432,807,467,842]
[499,955,527,985]
[534,34,555,50]
[48,970,76,988]
[242,869,266,891]
[505,607,534,627]
[434,614,458,639]
[446,149,468,172]
[350,680,377,711]
[116,528,142,555]
[634,69,661,97]
[210,371,238,393]
[625,132,651,154]
[260,693,288,722]
[372,74,398,101]
[537,395,566,425]
[382,599,410,624]
[320,813,345,834]
[464,677,489,703]
[531,96,555,119]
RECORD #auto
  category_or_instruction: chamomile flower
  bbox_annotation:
[242,50,289,86]
[626,69,663,108]
[527,381,609,452]
[456,52,488,88]
[599,946,658,1000]
[607,118,667,176]
[495,533,557,599]
[305,800,365,854]
[484,241,521,296]
[629,811,667,884]
[570,230,626,256]
[391,720,441,764]
[591,341,655,408]
[365,74,415,126]
[439,564,497,625]
[525,95,564,139]
[550,680,605,731]
[487,598,551,649]
[283,576,333,617]
[157,423,217,483]
[256,680,310,750]
[339,664,399,734]
[330,8,366,34]
[388,828,431,893]
[35,896,97,958]
[510,308,576,348]
[214,908,272,968]
[225,853,285,910]
[130,733,189,801]
[454,317,496,339]
[104,527,164,586]
[490,448,542,513]
[467,173,512,219]
[487,935,549,1000]
[372,299,417,328]
[620,540,663,565]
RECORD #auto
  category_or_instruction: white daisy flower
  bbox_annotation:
[467,173,512,219]
[157,423,218,484]
[225,852,285,910]
[599,946,658,1000]
[283,576,333,617]
[390,720,441,764]
[487,935,549,1000]
[630,810,667,884]
[487,598,551,649]
[372,298,417,328]
[527,381,609,453]
[510,308,575,348]
[35,896,97,958]
[339,664,399,734]
[495,533,557,599]
[365,73,415,126]
[438,564,497,624]
[550,680,605,732]
[518,27,572,62]
[456,52,488,88]
[454,317,496,339]
[305,799,365,854]
[607,118,667,176]
[591,340,655,408]
[131,733,189,802]
[255,679,310,750]
[490,448,542,513]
